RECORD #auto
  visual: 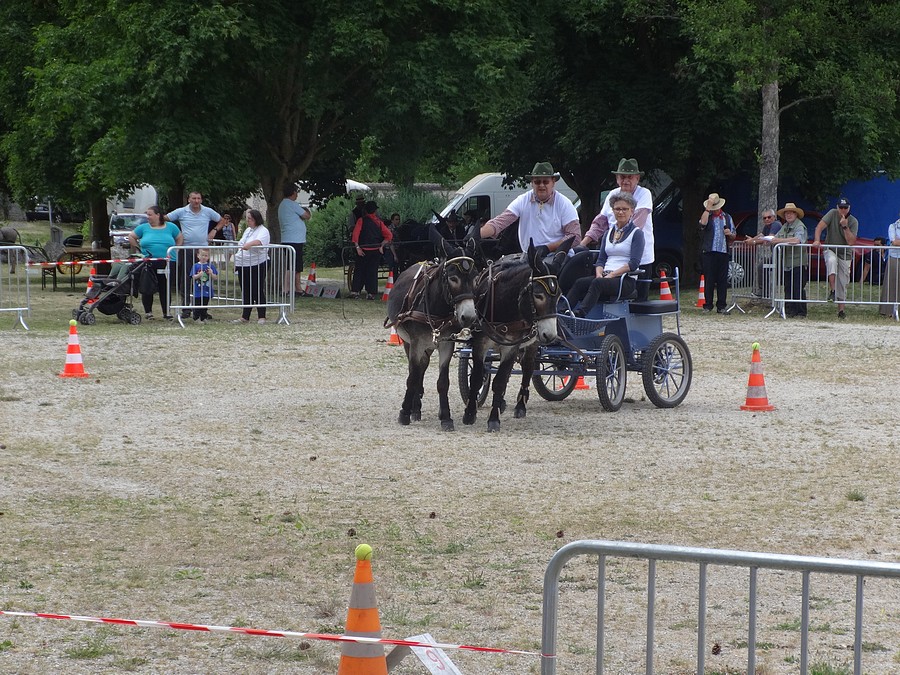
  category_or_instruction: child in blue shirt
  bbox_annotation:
[191,248,218,323]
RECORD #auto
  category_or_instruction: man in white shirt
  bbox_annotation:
[580,158,655,299]
[166,191,222,316]
[480,162,579,253]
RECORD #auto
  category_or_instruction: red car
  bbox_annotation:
[730,210,876,280]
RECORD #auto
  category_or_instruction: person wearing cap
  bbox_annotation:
[698,193,735,313]
[813,197,858,319]
[773,203,810,318]
[580,158,655,300]
[347,194,367,235]
[480,162,579,253]
[350,200,392,299]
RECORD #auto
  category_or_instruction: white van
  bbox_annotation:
[434,172,578,223]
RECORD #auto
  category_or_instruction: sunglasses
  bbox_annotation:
[532,179,553,185]
[838,205,850,209]
[612,207,632,212]
[763,215,775,220]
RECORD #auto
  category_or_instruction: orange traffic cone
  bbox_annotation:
[387,325,403,346]
[659,270,673,301]
[337,544,388,675]
[381,272,394,302]
[59,319,90,378]
[574,376,590,390]
[304,262,317,295]
[696,275,706,308]
[740,342,775,411]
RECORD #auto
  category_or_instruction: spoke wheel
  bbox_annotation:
[532,356,578,401]
[641,333,692,408]
[457,350,491,407]
[596,334,627,412]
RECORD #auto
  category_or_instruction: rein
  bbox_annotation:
[478,264,560,347]
[390,256,476,341]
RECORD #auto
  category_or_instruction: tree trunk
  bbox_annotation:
[758,81,780,234]
[89,196,110,249]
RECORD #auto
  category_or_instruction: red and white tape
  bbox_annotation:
[26,257,168,268]
[0,610,544,658]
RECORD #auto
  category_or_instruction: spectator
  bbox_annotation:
[383,212,402,279]
[698,193,735,314]
[347,194,367,235]
[773,203,809,318]
[191,248,218,323]
[747,208,781,298]
[813,197,858,319]
[350,200,392,299]
[566,192,644,317]
[232,209,271,324]
[580,158,655,300]
[128,205,183,320]
[480,161,579,253]
[879,215,900,318]
[166,191,222,317]
[436,210,466,245]
[277,183,311,295]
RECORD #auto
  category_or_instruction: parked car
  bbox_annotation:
[730,210,876,280]
[109,212,148,248]
[25,202,87,223]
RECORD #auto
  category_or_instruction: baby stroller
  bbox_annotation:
[73,257,151,325]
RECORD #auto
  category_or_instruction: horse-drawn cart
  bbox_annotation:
[457,270,692,413]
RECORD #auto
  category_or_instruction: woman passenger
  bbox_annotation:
[566,191,645,317]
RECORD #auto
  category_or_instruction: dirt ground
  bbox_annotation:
[1,290,899,674]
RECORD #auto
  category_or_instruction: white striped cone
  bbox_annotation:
[59,320,89,378]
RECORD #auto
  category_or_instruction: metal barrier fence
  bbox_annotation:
[0,245,30,329]
[541,539,900,675]
[166,244,295,326]
[726,242,899,320]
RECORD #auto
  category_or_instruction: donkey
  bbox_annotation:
[386,225,479,431]
[463,239,570,432]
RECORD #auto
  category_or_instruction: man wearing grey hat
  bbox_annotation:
[480,161,579,252]
[580,158,655,299]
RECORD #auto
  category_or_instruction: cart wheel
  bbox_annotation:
[457,350,491,407]
[128,312,142,325]
[641,332,692,408]
[57,253,83,276]
[117,308,131,322]
[72,308,79,319]
[532,356,578,401]
[595,334,627,412]
[79,312,96,326]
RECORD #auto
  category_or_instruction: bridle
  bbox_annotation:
[479,263,561,346]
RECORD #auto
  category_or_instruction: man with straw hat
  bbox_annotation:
[698,192,735,314]
[480,161,579,253]
[580,158,655,299]
[772,202,810,318]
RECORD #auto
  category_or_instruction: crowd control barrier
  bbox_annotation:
[0,245,30,329]
[166,244,295,326]
[541,539,900,675]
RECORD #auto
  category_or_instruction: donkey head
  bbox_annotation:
[429,225,478,328]
[524,239,562,344]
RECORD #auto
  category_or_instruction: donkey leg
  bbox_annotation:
[400,345,431,425]
[463,341,485,426]
[487,351,516,432]
[514,344,537,419]
[436,342,455,431]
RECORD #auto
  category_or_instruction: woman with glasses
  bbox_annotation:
[748,209,782,298]
[565,191,645,317]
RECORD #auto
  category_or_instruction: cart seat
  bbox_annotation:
[628,300,679,315]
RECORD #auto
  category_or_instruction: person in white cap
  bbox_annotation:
[698,192,735,313]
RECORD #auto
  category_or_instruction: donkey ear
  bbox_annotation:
[557,235,575,256]
[428,224,445,247]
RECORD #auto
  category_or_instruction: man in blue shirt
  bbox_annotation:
[277,184,311,295]
[167,191,222,316]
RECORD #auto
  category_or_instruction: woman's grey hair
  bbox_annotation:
[609,190,637,210]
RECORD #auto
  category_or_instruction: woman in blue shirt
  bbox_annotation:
[128,205,183,320]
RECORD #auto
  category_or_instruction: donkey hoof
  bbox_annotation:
[487,420,500,433]
[463,411,476,425]
[411,410,422,422]
[441,419,455,432]
[514,405,527,419]
[398,412,411,426]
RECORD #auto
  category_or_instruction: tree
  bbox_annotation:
[680,0,900,230]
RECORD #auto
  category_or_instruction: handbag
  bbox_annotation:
[139,264,159,295]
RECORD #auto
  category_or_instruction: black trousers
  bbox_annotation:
[238,261,268,320]
[783,266,808,317]
[141,259,173,315]
[701,251,729,310]
[352,250,380,295]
